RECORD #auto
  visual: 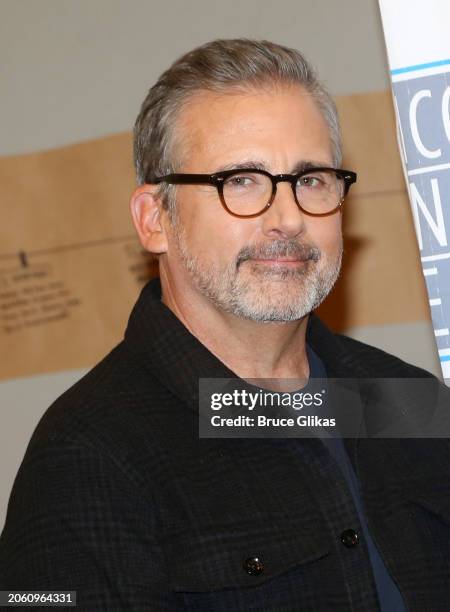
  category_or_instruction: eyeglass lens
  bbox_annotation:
[221,170,345,216]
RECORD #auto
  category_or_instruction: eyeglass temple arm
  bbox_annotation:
[147,174,217,185]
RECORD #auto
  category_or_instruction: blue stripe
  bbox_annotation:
[391,58,450,75]
[440,355,450,362]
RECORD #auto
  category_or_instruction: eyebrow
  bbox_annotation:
[214,159,333,174]
[291,160,333,173]
[214,160,267,173]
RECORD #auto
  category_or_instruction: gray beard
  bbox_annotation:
[174,230,342,322]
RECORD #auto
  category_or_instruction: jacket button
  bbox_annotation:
[243,556,264,575]
[341,528,359,547]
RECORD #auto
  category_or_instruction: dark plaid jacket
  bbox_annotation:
[1,278,450,611]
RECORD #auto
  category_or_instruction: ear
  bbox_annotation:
[129,184,168,254]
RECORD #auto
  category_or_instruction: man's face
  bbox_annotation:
[162,83,343,322]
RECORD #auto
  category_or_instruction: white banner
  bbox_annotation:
[379,0,450,383]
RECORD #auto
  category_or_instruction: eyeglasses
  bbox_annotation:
[148,167,357,218]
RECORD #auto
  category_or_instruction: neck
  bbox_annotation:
[159,270,310,381]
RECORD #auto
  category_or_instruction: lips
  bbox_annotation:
[252,258,305,262]
[236,241,321,269]
[248,255,313,265]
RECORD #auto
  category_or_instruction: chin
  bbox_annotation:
[227,268,336,322]
[227,291,318,323]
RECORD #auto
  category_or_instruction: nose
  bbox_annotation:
[260,180,306,239]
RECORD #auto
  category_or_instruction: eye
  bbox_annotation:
[225,174,255,187]
[223,172,266,191]
[298,174,325,189]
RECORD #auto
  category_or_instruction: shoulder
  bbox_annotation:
[335,332,436,379]
[307,313,438,379]
[23,339,169,477]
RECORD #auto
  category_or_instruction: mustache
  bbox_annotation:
[236,240,321,268]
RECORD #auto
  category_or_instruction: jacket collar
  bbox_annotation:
[124,277,369,408]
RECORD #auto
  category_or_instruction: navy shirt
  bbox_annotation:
[306,345,406,612]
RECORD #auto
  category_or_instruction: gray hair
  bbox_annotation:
[133,38,342,216]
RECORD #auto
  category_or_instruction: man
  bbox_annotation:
[1,39,450,611]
